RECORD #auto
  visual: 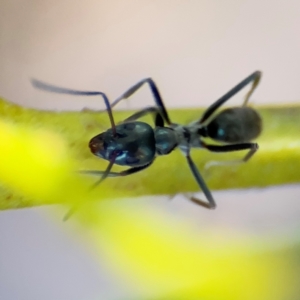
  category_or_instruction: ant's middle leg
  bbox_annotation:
[185,153,216,209]
[110,78,171,124]
[122,106,164,127]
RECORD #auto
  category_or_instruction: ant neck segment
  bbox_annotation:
[154,127,178,155]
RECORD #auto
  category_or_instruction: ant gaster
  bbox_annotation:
[32,71,262,209]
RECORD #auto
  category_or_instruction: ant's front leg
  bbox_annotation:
[80,161,153,179]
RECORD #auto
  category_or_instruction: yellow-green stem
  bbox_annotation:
[0,98,300,210]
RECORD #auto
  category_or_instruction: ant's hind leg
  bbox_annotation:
[204,142,258,170]
[243,71,262,106]
[199,71,262,124]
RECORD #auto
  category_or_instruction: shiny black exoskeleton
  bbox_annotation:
[90,122,156,166]
[32,71,262,210]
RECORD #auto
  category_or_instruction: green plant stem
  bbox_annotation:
[1,98,300,210]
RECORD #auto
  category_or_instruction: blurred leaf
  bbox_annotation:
[81,200,295,300]
[0,115,298,299]
[0,96,300,210]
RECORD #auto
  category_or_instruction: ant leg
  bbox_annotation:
[185,153,216,209]
[91,155,117,188]
[65,154,117,220]
[119,106,165,127]
[64,161,154,221]
[31,79,117,135]
[110,78,171,124]
[80,161,153,178]
[199,71,262,124]
[123,106,160,122]
[203,142,258,169]
[243,72,261,106]
[63,155,117,221]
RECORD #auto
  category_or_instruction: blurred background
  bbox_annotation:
[1,0,300,299]
[1,0,300,110]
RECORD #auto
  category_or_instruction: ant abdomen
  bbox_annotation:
[206,107,262,143]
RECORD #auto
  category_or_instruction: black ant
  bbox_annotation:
[32,71,262,209]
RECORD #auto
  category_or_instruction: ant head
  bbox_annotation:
[89,133,106,158]
[89,122,156,167]
[89,128,123,162]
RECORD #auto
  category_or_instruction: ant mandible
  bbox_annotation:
[32,71,262,209]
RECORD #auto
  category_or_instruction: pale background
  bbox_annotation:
[1,0,300,111]
[1,1,300,299]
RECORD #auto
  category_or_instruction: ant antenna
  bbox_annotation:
[31,79,117,135]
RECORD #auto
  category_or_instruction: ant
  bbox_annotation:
[32,71,262,209]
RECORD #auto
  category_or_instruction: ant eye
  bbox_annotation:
[115,150,124,156]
